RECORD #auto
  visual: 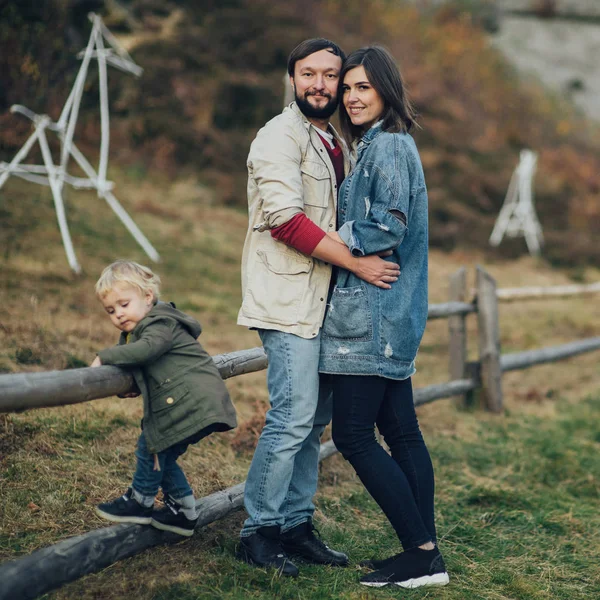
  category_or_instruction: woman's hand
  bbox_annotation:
[312,234,399,288]
[90,356,102,368]
[351,255,400,289]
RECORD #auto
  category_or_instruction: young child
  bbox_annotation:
[91,260,237,536]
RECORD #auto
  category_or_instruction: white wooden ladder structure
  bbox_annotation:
[0,13,160,273]
[489,149,544,256]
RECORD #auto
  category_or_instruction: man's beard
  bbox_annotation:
[295,91,339,119]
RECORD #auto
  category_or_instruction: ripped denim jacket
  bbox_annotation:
[319,124,429,380]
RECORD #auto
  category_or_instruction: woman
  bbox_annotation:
[320,46,449,589]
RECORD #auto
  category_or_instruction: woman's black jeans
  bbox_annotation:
[331,375,437,550]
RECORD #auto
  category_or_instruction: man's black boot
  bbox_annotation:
[236,525,299,577]
[281,519,349,566]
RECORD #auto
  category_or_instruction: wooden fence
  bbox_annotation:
[0,265,598,600]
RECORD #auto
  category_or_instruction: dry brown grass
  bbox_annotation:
[0,171,599,598]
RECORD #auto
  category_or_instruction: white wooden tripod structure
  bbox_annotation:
[0,13,160,273]
[489,149,544,256]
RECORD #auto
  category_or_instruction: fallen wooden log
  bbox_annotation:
[0,481,246,600]
[0,441,344,600]
[0,374,474,600]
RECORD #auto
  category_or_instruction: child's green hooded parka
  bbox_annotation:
[98,301,237,453]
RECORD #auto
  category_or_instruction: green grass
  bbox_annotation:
[37,393,600,600]
[1,172,599,599]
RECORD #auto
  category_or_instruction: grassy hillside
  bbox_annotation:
[1,170,599,598]
[35,394,600,600]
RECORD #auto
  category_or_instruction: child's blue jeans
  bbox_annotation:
[132,431,196,501]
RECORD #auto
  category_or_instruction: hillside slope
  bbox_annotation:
[0,171,599,599]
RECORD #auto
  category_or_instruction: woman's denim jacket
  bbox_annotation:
[319,124,428,380]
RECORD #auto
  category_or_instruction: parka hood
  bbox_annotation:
[147,300,202,339]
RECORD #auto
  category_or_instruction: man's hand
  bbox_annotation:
[350,255,400,289]
[90,356,102,368]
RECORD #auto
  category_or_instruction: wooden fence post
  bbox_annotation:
[476,265,503,412]
[448,267,470,407]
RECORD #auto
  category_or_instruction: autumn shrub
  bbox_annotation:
[1,0,599,266]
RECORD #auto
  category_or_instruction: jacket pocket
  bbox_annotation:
[150,380,195,435]
[242,250,311,325]
[151,380,190,413]
[301,159,330,208]
[322,284,373,341]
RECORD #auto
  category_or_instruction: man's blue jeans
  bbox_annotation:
[241,329,331,536]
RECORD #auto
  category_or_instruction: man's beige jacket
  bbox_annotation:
[238,102,349,339]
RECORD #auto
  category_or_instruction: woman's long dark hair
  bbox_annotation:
[339,45,417,145]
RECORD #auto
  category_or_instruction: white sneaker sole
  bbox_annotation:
[361,572,450,588]
[150,518,195,537]
[95,507,151,525]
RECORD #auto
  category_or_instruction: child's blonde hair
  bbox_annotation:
[95,260,161,300]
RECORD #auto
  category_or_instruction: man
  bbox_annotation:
[237,38,400,577]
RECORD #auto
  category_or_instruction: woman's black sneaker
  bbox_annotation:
[359,552,402,570]
[95,488,152,525]
[359,547,449,589]
[150,496,198,537]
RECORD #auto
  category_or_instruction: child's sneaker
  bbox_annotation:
[95,488,152,525]
[150,496,198,537]
[359,546,449,589]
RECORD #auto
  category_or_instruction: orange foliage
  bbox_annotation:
[1,0,599,265]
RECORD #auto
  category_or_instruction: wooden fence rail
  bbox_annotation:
[446,267,600,412]
[1,265,598,600]
[0,303,475,414]
[501,338,600,372]
[0,347,269,414]
[497,281,600,301]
